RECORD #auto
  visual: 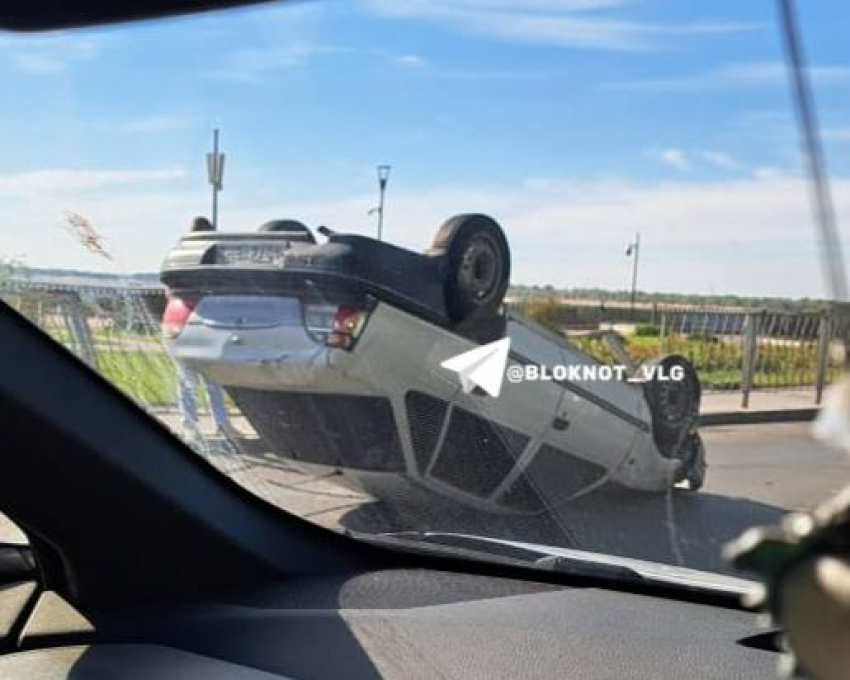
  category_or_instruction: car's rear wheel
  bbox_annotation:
[430,214,511,323]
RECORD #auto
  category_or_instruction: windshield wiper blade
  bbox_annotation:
[353,530,645,583]
[354,530,755,598]
[532,553,644,584]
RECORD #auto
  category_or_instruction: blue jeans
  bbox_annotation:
[177,363,229,428]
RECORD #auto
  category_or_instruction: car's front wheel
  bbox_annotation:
[641,355,701,457]
[676,432,707,491]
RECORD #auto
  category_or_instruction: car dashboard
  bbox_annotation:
[0,566,780,679]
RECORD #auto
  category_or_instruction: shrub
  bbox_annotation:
[524,297,563,333]
[688,332,719,344]
[634,323,661,337]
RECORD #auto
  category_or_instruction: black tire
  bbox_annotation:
[641,354,701,459]
[258,219,316,243]
[676,432,706,491]
[430,214,511,323]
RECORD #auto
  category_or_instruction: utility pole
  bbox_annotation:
[206,128,225,229]
[626,232,641,312]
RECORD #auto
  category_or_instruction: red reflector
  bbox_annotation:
[161,296,197,338]
[333,305,361,333]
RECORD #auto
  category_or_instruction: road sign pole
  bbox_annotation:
[212,129,220,229]
[376,165,391,241]
[207,129,225,230]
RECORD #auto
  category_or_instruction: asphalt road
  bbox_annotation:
[187,420,850,577]
[331,422,850,576]
[3,422,849,578]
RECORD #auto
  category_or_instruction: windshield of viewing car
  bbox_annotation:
[2,0,849,588]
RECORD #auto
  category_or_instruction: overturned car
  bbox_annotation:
[160,214,706,513]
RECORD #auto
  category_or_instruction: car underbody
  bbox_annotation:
[161,216,707,512]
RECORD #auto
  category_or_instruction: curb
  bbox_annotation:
[698,408,819,427]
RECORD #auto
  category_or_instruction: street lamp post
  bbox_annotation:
[206,128,225,229]
[626,232,641,312]
[375,164,391,241]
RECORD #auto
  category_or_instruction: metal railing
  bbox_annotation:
[2,279,846,411]
[0,279,178,412]
[512,297,847,407]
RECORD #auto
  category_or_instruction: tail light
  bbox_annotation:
[303,303,338,339]
[328,305,369,349]
[161,294,198,339]
[304,302,370,350]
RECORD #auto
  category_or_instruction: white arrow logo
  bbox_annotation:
[440,337,512,398]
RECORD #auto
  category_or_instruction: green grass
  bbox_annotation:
[50,327,161,347]
[96,349,177,406]
[95,348,236,410]
[573,333,837,391]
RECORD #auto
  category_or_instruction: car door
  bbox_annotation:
[551,340,647,471]
[499,316,646,507]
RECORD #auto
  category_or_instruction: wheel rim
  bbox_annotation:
[459,234,501,301]
[657,381,691,426]
[655,361,698,428]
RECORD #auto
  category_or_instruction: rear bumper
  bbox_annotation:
[160,231,451,327]
[185,347,374,394]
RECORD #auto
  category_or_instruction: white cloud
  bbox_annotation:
[824,127,850,142]
[0,34,106,75]
[753,167,785,181]
[647,148,740,173]
[2,169,846,298]
[10,53,67,75]
[712,61,850,85]
[647,148,690,170]
[394,54,428,69]
[208,44,353,82]
[723,62,850,84]
[0,168,196,270]
[701,150,739,169]
[0,168,186,195]
[122,115,195,134]
[224,175,848,297]
[360,0,759,51]
[611,60,850,91]
[387,53,543,80]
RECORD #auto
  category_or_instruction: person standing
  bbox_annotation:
[177,360,235,439]
[175,216,238,440]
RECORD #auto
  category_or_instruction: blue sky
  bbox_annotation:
[0,0,849,297]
